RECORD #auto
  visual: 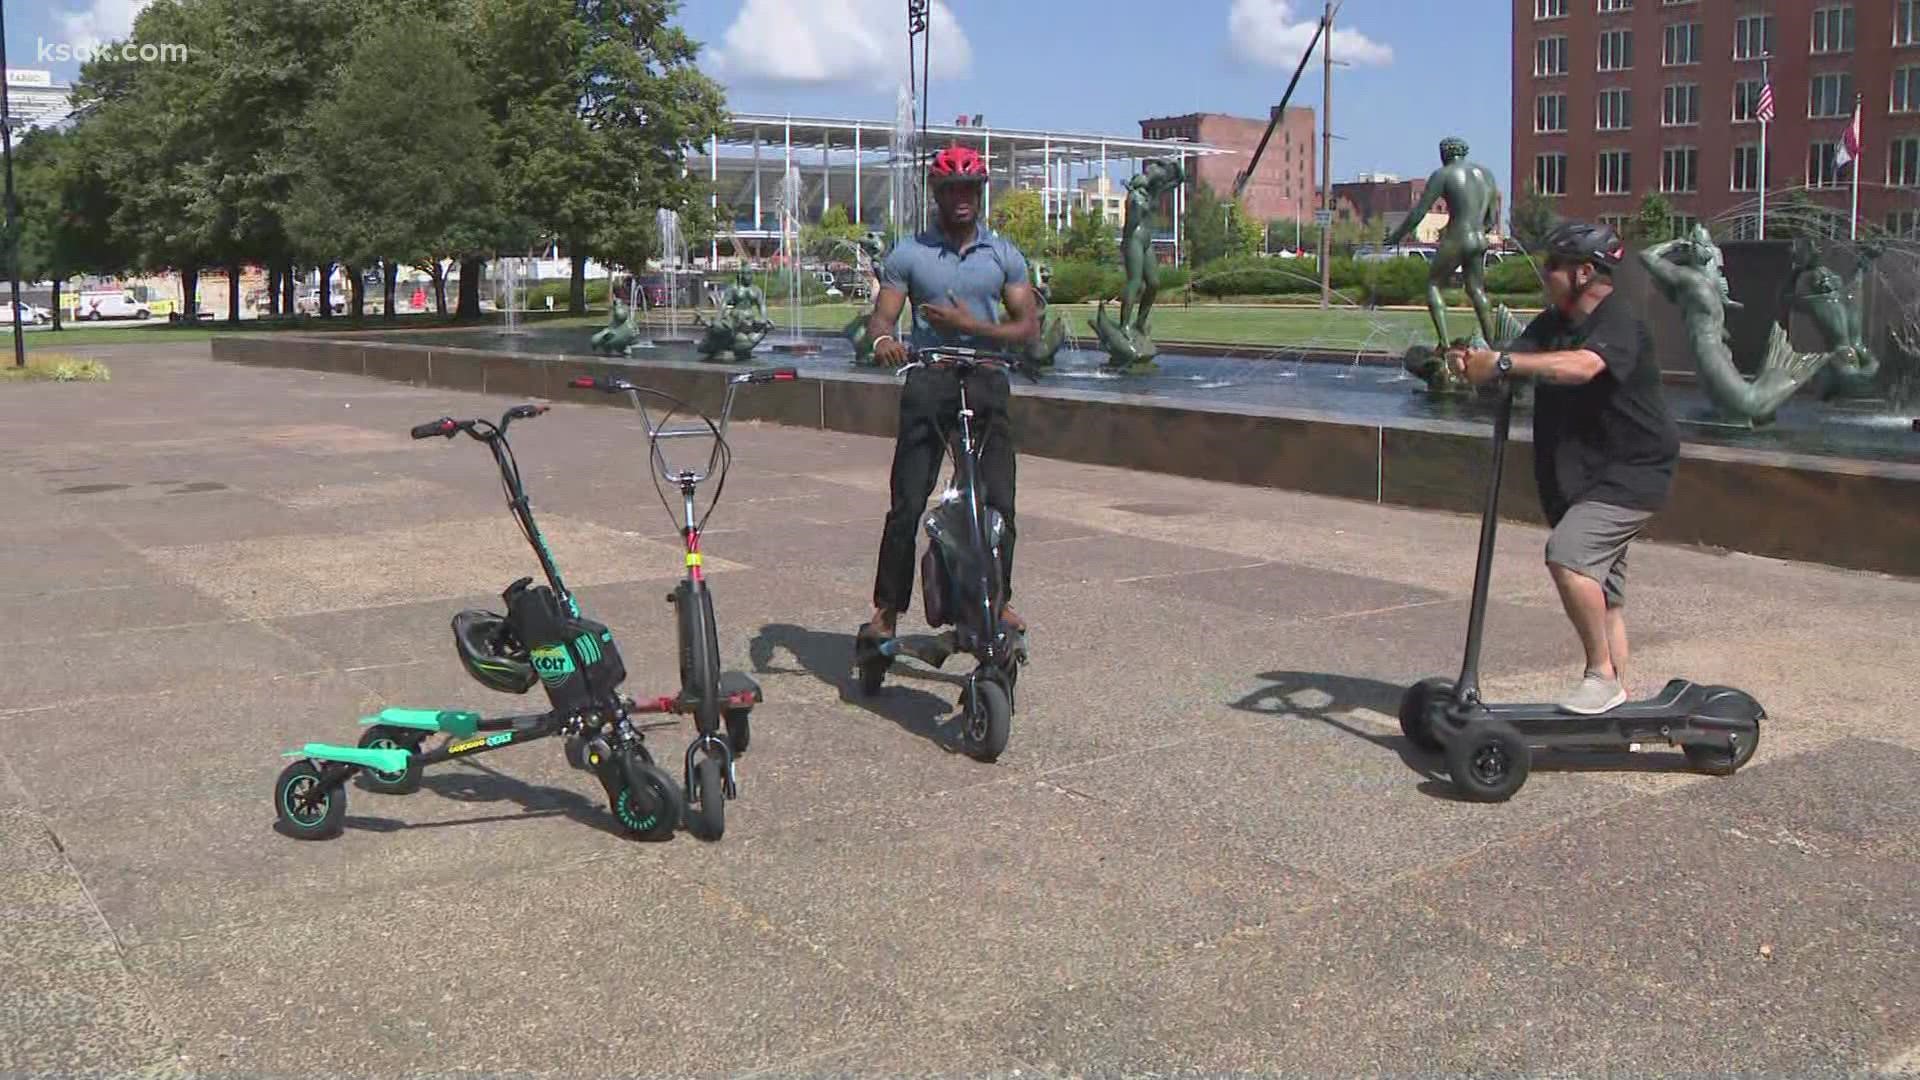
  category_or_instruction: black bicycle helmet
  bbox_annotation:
[451,610,536,694]
[1543,219,1626,272]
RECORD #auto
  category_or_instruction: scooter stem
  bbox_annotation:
[1455,383,1516,705]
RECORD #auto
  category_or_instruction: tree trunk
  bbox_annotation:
[180,267,200,323]
[227,264,241,323]
[383,261,398,321]
[569,251,587,313]
[50,279,62,330]
[283,263,296,316]
[347,264,366,320]
[318,262,334,319]
[266,266,280,317]
[456,256,482,320]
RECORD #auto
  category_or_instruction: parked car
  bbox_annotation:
[0,301,51,325]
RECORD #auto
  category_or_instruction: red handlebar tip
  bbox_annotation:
[773,369,797,381]
[569,377,595,389]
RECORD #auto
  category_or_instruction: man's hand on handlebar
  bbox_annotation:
[873,335,909,367]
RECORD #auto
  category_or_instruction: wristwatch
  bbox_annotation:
[1495,351,1514,380]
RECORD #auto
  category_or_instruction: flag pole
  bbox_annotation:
[1757,60,1768,240]
[1849,92,1861,241]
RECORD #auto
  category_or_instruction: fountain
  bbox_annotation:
[772,165,819,355]
[655,208,694,343]
[891,83,920,239]
[493,255,525,336]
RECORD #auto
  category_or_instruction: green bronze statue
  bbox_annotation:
[1090,157,1186,371]
[696,267,773,363]
[589,298,644,355]
[846,231,893,366]
[1388,136,1504,394]
[1788,238,1883,399]
[1025,260,1068,367]
[1640,226,1827,424]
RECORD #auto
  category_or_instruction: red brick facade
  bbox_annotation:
[1138,109,1319,222]
[1512,0,1920,238]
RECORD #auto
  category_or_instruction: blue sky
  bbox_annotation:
[12,0,1514,195]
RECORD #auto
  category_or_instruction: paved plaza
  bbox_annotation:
[3,343,1917,1077]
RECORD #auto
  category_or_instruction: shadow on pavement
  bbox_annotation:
[749,622,966,753]
[333,756,662,840]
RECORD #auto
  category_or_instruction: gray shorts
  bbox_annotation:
[1546,501,1652,608]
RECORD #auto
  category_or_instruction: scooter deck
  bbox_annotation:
[357,707,484,738]
[1450,679,1759,749]
[284,743,411,774]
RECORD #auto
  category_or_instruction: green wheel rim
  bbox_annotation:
[365,737,407,784]
[281,774,327,827]
[616,786,660,832]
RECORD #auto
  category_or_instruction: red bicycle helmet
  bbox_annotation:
[930,145,988,186]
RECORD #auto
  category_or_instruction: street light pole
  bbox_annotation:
[1,0,26,368]
[1318,0,1334,311]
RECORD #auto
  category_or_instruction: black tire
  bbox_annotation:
[686,754,726,841]
[356,725,422,794]
[1683,704,1761,776]
[724,708,751,755]
[1398,678,1453,754]
[1445,723,1530,803]
[678,583,724,735]
[698,589,724,732]
[962,679,1012,763]
[274,760,346,840]
[610,756,681,841]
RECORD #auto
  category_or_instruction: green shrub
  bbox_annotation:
[1046,260,1123,304]
[1363,257,1432,305]
[1486,255,1544,294]
[522,278,611,309]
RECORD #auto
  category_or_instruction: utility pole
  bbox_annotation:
[2,0,25,368]
[1318,0,1334,310]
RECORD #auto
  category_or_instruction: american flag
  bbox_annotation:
[1755,80,1775,124]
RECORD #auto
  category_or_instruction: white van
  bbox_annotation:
[74,290,153,321]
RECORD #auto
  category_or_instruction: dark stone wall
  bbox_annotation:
[209,334,1920,578]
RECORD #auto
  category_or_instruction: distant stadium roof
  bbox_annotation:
[720,112,1232,166]
[6,71,75,132]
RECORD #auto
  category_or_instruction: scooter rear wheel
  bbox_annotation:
[1445,722,1530,802]
[961,679,1011,763]
[356,725,422,794]
[274,760,346,840]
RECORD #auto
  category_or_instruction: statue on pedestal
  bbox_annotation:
[1388,136,1504,394]
[847,231,892,366]
[1788,238,1884,400]
[1641,225,1827,424]
[589,298,644,355]
[696,268,772,363]
[1024,260,1068,367]
[1090,157,1186,371]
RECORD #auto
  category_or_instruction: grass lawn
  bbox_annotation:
[0,352,112,382]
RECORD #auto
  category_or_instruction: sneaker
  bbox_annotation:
[1560,671,1627,715]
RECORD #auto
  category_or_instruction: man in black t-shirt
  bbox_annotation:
[1445,220,1680,715]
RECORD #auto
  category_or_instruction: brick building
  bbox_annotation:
[1138,108,1318,221]
[1513,0,1920,239]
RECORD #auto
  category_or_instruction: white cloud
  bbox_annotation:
[712,0,971,91]
[59,0,152,53]
[1228,0,1394,69]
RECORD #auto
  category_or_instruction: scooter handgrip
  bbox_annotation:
[568,376,599,390]
[755,368,799,383]
[410,418,455,439]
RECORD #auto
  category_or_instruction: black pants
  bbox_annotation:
[873,365,1016,615]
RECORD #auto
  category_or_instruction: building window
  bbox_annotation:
[1600,29,1634,70]
[1810,72,1855,117]
[1731,143,1770,190]
[1535,152,1569,195]
[1536,93,1569,132]
[1901,1,1920,47]
[1597,149,1633,194]
[1663,23,1702,65]
[1733,78,1764,121]
[1889,210,1920,237]
[1892,136,1920,185]
[1598,87,1633,130]
[1809,140,1843,186]
[1670,213,1699,237]
[1536,0,1567,18]
[1812,6,1855,53]
[1663,83,1701,125]
[1734,14,1774,59]
[1896,67,1920,111]
[1597,0,1632,10]
[1536,35,1569,75]
[1662,146,1700,191]
[1598,213,1631,233]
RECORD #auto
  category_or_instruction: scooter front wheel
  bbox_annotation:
[961,679,1011,763]
[606,755,681,841]
[685,754,726,841]
[274,760,346,840]
[1445,722,1530,803]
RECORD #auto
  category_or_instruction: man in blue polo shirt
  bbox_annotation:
[860,145,1041,647]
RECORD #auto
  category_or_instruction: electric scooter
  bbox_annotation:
[855,346,1032,763]
[1399,379,1765,802]
[567,367,799,840]
[272,403,683,841]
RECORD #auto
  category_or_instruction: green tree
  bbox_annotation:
[990,188,1049,259]
[285,9,499,320]
[800,205,866,262]
[1060,207,1115,263]
[1229,202,1264,258]
[1266,217,1321,255]
[1509,182,1559,251]
[1633,192,1676,244]
[1181,183,1230,268]
[8,128,129,329]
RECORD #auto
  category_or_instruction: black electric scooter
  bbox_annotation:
[1399,379,1764,802]
[855,346,1032,763]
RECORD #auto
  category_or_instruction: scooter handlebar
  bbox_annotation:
[410,417,459,440]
